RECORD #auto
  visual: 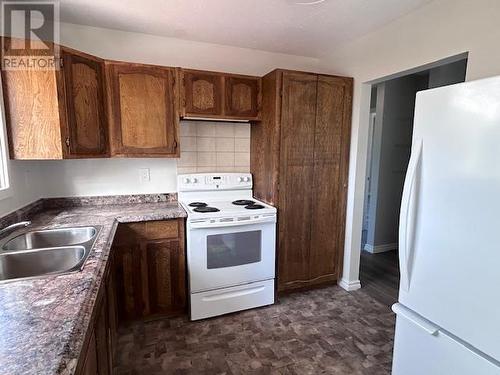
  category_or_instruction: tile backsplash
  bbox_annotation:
[177,120,251,174]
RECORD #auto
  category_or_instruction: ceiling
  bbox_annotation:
[58,0,434,58]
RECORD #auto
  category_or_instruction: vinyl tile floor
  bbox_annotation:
[114,285,395,375]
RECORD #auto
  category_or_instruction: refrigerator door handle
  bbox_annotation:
[399,139,423,291]
[392,303,440,335]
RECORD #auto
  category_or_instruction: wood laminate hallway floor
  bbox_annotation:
[114,285,395,375]
[359,250,400,307]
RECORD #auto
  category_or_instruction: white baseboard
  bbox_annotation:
[363,242,398,254]
[338,278,361,291]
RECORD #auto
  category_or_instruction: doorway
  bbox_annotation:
[359,57,468,306]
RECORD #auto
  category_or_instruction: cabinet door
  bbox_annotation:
[62,49,108,157]
[112,220,186,323]
[105,263,117,368]
[107,63,179,157]
[95,295,110,375]
[224,76,260,119]
[113,237,145,322]
[308,75,352,282]
[146,239,186,315]
[1,38,66,159]
[182,70,223,117]
[278,72,318,292]
[81,331,98,375]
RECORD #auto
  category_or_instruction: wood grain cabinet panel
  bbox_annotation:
[250,69,353,293]
[112,219,186,323]
[225,76,260,118]
[80,331,98,375]
[95,295,110,375]
[180,69,261,120]
[62,48,109,157]
[76,265,115,375]
[182,70,222,117]
[1,38,67,159]
[278,72,317,288]
[105,257,117,370]
[1,38,113,159]
[147,239,186,315]
[106,62,179,157]
[308,75,351,282]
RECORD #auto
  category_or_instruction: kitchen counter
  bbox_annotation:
[0,200,187,375]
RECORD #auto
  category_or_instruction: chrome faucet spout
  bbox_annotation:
[0,221,31,238]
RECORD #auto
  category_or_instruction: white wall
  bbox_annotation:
[0,161,44,214]
[40,158,178,198]
[2,21,321,210]
[319,0,500,290]
[59,23,321,76]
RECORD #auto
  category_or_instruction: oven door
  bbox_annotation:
[187,216,276,293]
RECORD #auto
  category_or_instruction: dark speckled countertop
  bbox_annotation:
[0,200,187,375]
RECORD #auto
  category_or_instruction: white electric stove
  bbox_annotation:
[178,173,277,320]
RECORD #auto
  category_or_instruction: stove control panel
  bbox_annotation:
[178,173,252,191]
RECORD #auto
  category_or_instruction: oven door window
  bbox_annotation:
[207,230,262,269]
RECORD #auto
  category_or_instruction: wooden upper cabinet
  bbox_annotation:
[225,76,260,118]
[106,62,179,157]
[1,38,109,159]
[1,39,67,159]
[182,70,222,117]
[180,69,261,121]
[62,48,109,157]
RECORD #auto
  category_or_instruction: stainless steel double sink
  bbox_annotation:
[0,226,101,283]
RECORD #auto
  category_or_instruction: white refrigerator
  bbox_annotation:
[392,76,500,374]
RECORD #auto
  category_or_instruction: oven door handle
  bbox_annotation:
[189,216,276,229]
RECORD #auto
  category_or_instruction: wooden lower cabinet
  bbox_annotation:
[95,294,110,375]
[112,219,186,323]
[106,265,118,366]
[76,219,185,373]
[76,267,115,375]
[80,331,98,375]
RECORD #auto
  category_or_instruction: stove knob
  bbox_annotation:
[183,177,191,184]
[192,177,198,183]
[244,176,250,182]
[238,177,244,182]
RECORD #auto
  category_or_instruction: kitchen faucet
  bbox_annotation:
[0,221,31,238]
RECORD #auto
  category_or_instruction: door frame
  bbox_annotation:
[338,52,469,291]
[362,112,376,236]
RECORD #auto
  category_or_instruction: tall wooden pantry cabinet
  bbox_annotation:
[250,69,353,293]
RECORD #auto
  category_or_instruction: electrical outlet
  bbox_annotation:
[139,168,151,183]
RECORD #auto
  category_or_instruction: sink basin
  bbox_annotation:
[0,246,87,282]
[2,227,98,251]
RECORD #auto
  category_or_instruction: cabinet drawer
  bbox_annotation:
[145,220,179,240]
[114,220,179,245]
